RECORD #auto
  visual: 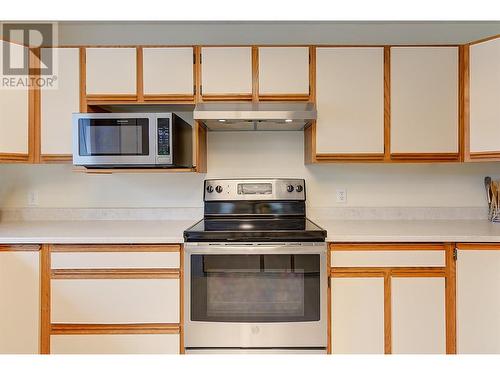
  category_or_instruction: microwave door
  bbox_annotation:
[74,116,156,166]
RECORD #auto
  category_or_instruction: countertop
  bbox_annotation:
[2,218,500,244]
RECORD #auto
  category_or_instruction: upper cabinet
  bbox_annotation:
[390,47,459,159]
[40,48,80,161]
[468,37,500,160]
[0,41,29,161]
[142,47,194,99]
[258,47,310,99]
[85,48,137,96]
[200,47,253,98]
[315,47,384,160]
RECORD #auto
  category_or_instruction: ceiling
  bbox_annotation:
[54,21,500,46]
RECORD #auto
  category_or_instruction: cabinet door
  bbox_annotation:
[392,277,446,354]
[0,41,29,156]
[143,47,194,96]
[51,334,179,354]
[0,251,40,353]
[201,47,252,96]
[85,48,137,95]
[40,48,79,157]
[391,47,458,155]
[258,47,309,96]
[331,277,385,354]
[316,48,385,155]
[457,250,500,353]
[469,37,500,156]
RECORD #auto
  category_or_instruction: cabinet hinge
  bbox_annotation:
[453,248,458,261]
[200,85,202,96]
[193,53,196,64]
[193,85,196,95]
[327,277,331,288]
[199,53,202,64]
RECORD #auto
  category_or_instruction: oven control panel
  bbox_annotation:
[204,179,306,201]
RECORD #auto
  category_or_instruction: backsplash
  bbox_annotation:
[1,131,500,210]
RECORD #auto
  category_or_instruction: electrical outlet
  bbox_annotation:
[336,188,347,203]
[27,191,39,207]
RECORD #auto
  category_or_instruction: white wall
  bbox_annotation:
[1,131,499,209]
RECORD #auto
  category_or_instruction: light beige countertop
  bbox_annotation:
[1,218,500,244]
[318,219,500,243]
[0,220,197,244]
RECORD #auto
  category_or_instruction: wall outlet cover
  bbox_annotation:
[336,188,347,203]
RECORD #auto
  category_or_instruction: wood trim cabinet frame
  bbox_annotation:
[328,242,456,354]
[306,44,464,164]
[39,244,185,354]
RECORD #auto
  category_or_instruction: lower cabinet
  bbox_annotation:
[47,244,183,354]
[456,247,500,353]
[51,334,180,354]
[331,277,385,354]
[391,277,445,354]
[329,244,448,354]
[0,249,40,354]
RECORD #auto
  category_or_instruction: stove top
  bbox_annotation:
[184,178,327,243]
[183,217,326,242]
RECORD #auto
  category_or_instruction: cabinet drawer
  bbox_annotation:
[52,279,179,323]
[51,334,180,354]
[331,250,445,267]
[52,251,180,269]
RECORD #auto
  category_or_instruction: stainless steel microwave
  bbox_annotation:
[72,113,192,168]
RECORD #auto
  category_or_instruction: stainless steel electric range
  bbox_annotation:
[183,179,327,354]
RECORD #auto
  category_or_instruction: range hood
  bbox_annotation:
[193,102,316,131]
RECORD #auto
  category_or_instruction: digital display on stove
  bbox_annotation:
[237,183,272,195]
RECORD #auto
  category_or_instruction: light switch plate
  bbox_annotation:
[27,191,39,206]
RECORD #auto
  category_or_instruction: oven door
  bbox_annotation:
[72,114,156,166]
[184,242,327,349]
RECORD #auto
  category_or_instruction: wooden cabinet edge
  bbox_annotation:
[0,244,41,252]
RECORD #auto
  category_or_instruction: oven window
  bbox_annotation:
[190,254,320,322]
[78,118,149,156]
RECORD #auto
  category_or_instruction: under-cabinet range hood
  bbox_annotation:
[193,102,317,131]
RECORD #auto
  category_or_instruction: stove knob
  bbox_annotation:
[286,185,294,193]
[206,185,214,193]
[215,185,223,193]
[296,185,303,193]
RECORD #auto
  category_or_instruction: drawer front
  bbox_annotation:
[52,279,179,323]
[52,252,180,269]
[331,250,445,267]
[51,334,179,354]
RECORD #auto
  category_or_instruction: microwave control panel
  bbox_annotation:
[156,118,172,164]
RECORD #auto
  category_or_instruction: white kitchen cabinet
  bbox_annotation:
[85,48,137,95]
[51,334,180,354]
[201,47,252,95]
[258,47,309,95]
[0,41,29,156]
[0,251,40,353]
[51,251,180,269]
[469,37,500,155]
[142,47,194,96]
[331,250,445,267]
[51,279,179,324]
[316,47,384,154]
[40,48,79,156]
[457,250,500,353]
[391,277,446,354]
[390,47,458,154]
[331,277,385,354]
